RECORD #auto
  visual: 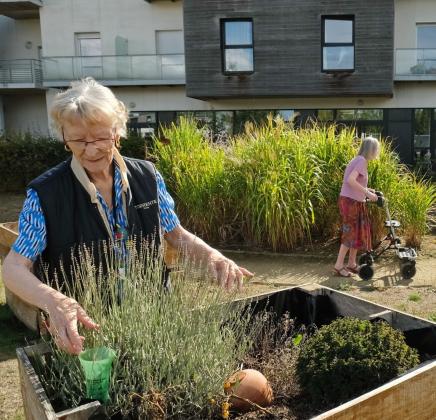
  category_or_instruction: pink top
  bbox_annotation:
[340,155,368,202]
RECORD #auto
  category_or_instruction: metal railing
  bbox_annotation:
[41,54,185,84]
[0,59,43,85]
[395,49,436,80]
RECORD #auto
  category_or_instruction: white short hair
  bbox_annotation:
[358,136,380,159]
[50,77,128,137]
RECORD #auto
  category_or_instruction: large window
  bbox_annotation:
[156,30,184,54]
[221,19,254,74]
[414,109,431,159]
[335,109,383,138]
[75,33,102,78]
[215,111,234,140]
[317,110,335,121]
[156,30,185,79]
[417,24,436,49]
[322,16,354,72]
[416,24,436,74]
[336,109,383,121]
[128,112,157,138]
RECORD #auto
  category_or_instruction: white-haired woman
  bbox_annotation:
[334,136,380,277]
[2,78,252,355]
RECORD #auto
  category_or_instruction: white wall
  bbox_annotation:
[100,84,436,112]
[207,83,436,110]
[0,16,41,59]
[3,93,49,134]
[40,0,183,56]
[44,83,436,125]
[395,0,436,48]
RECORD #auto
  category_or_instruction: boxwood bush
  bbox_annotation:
[0,132,147,192]
[296,317,420,406]
[0,133,68,192]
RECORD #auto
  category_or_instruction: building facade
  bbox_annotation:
[1,0,436,164]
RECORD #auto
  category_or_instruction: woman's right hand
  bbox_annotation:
[44,294,99,355]
[366,190,378,201]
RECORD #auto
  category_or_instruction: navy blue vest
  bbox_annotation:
[28,156,162,290]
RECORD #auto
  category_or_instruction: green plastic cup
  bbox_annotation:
[79,347,116,403]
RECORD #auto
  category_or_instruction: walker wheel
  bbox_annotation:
[401,262,416,280]
[359,264,374,281]
[359,254,374,266]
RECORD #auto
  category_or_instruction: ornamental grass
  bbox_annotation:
[155,116,435,250]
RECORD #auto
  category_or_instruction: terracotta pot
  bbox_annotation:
[225,369,273,412]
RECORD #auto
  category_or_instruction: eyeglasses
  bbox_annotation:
[62,128,116,151]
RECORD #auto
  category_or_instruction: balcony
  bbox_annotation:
[0,0,42,19]
[395,49,436,81]
[0,59,42,88]
[42,54,185,87]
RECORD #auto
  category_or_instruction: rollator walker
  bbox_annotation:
[358,191,417,281]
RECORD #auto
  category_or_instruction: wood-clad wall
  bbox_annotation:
[183,0,394,99]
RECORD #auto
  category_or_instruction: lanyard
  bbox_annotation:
[111,182,127,304]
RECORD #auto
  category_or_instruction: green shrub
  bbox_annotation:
[296,317,420,406]
[0,132,150,192]
[0,133,68,192]
[119,132,150,160]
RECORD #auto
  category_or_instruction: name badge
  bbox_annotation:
[134,199,157,210]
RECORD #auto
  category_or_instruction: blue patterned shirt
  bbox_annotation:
[13,166,180,262]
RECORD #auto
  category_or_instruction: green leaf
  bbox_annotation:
[292,333,303,346]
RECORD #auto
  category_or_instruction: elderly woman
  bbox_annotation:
[334,136,380,277]
[2,78,252,355]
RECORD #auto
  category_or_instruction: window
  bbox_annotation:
[128,112,157,138]
[322,16,354,72]
[156,30,185,79]
[221,19,254,74]
[75,33,101,56]
[234,110,272,134]
[317,110,335,121]
[75,33,102,78]
[156,30,184,54]
[417,24,436,49]
[277,110,295,122]
[215,111,234,139]
[414,109,431,158]
[336,109,383,121]
[416,24,436,74]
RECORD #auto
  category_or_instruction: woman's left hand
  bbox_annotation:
[207,251,254,291]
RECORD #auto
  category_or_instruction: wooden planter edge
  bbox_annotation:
[16,343,101,420]
[16,285,436,420]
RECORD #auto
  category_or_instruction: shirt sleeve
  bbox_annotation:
[155,170,180,233]
[12,188,47,261]
[354,157,367,176]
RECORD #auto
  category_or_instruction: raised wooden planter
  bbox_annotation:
[0,221,41,331]
[17,284,436,419]
[0,221,18,257]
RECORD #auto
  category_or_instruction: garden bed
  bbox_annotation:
[17,284,436,419]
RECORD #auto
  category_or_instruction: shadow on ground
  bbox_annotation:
[0,303,37,362]
[227,251,433,291]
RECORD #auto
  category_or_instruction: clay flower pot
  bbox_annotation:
[225,369,273,412]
